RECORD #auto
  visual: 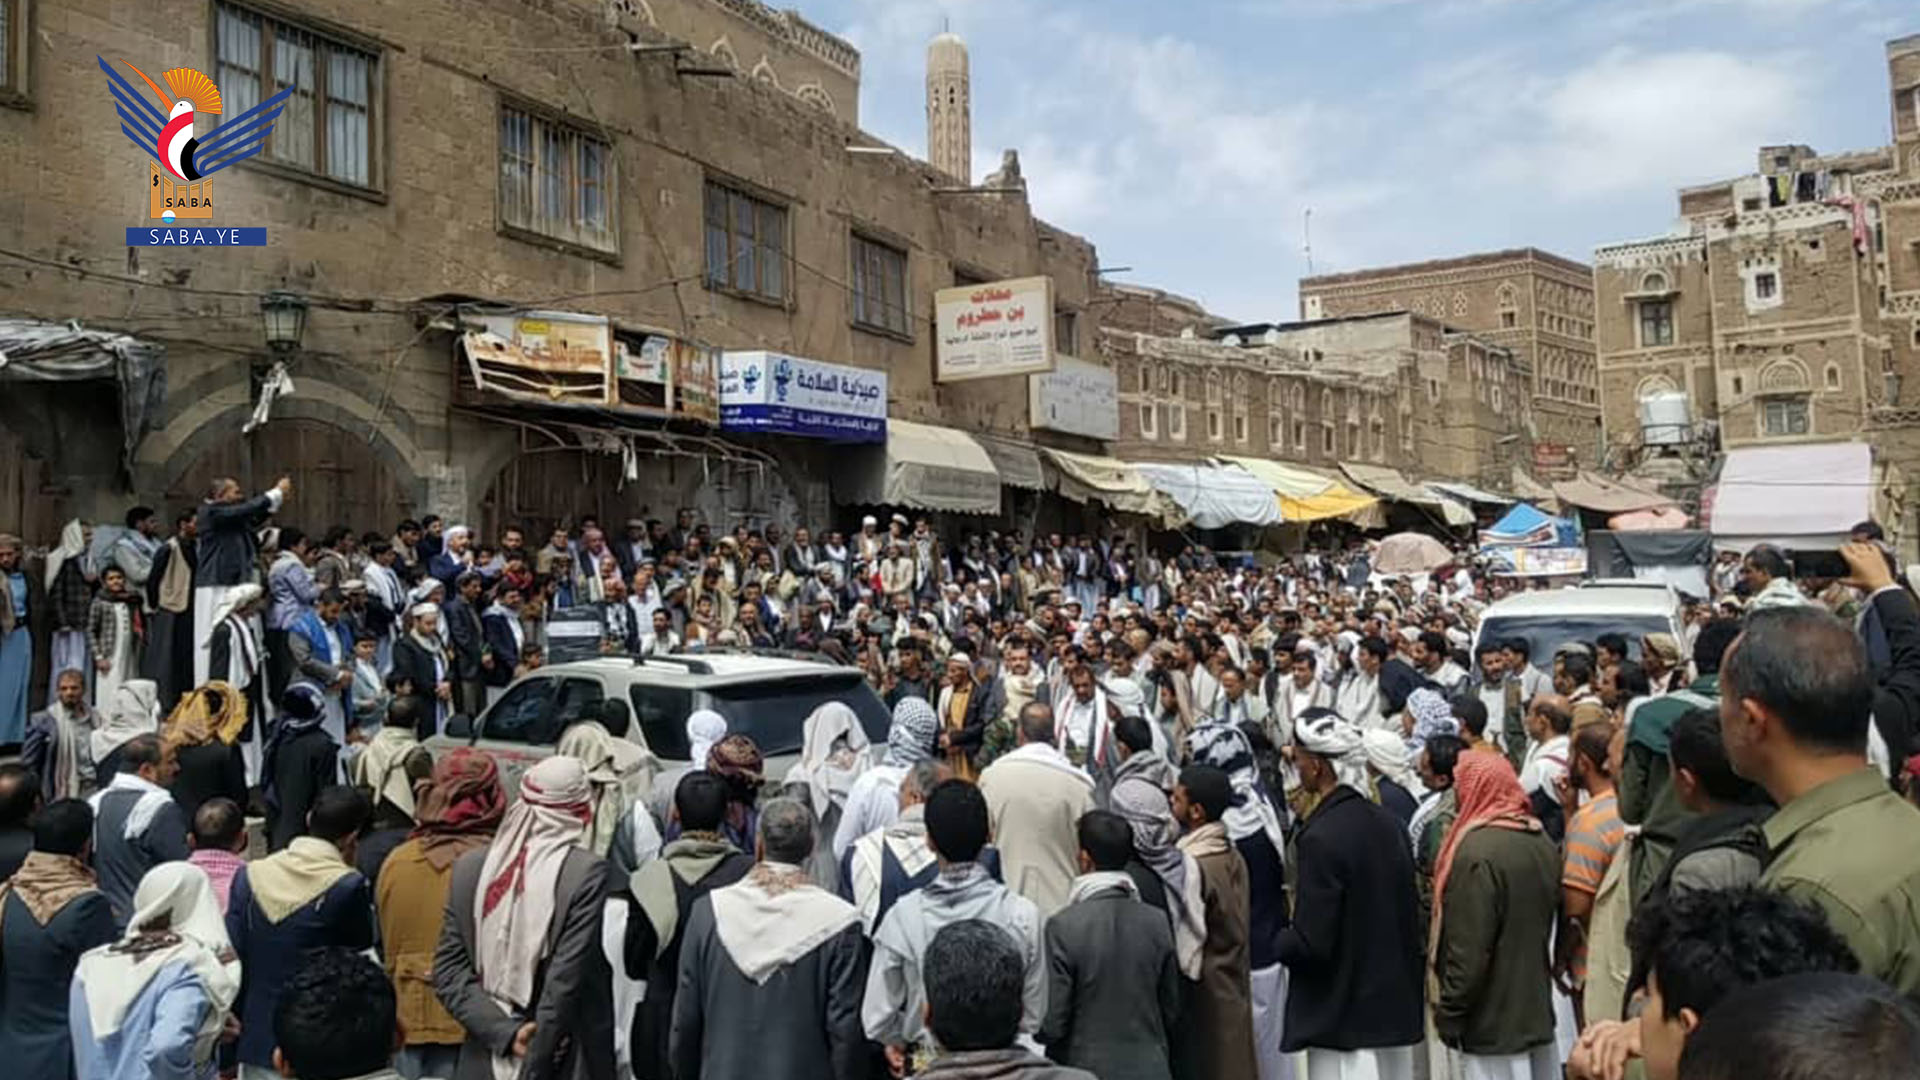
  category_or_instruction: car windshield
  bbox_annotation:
[1478,614,1674,667]
[701,673,892,757]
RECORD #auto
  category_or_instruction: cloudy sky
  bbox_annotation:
[803,0,1914,322]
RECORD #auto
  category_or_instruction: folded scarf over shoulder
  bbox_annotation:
[0,852,97,927]
[247,836,355,924]
[709,861,859,983]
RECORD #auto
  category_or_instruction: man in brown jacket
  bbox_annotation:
[1169,764,1255,1080]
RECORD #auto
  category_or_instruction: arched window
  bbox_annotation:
[710,38,739,70]
[1824,363,1842,391]
[794,84,836,116]
[1205,371,1222,404]
[1641,271,1670,294]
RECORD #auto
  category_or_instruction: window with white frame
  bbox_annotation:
[1269,413,1284,447]
[499,104,617,253]
[852,234,911,336]
[1139,402,1157,439]
[704,181,787,302]
[215,2,381,189]
[1137,363,1153,395]
[1639,300,1674,347]
[1168,400,1186,441]
[1762,395,1810,437]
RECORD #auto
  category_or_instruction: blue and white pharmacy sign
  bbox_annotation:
[719,351,887,443]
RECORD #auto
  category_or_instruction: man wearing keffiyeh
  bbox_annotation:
[1276,710,1426,1080]
[1429,752,1559,1080]
[1184,719,1290,1080]
[434,755,615,1080]
[374,749,505,1080]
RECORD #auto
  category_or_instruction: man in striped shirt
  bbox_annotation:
[1555,726,1626,1027]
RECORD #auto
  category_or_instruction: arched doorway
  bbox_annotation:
[163,419,417,534]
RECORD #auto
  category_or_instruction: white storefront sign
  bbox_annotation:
[1029,354,1119,440]
[934,275,1055,383]
[718,351,888,443]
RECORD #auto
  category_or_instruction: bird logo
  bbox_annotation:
[98,56,293,222]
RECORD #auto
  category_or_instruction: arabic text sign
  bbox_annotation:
[935,275,1055,383]
[719,351,887,443]
[1029,355,1119,440]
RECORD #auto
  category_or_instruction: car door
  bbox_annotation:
[469,675,562,797]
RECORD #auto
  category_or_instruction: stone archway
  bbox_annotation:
[159,413,420,533]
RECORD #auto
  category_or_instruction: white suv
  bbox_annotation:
[428,650,891,795]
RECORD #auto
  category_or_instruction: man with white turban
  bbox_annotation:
[1363,727,1421,826]
[436,755,615,1080]
[646,709,729,829]
[1278,709,1425,1080]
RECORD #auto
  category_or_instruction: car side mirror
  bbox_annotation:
[446,713,475,740]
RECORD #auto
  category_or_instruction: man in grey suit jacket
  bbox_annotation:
[433,758,615,1080]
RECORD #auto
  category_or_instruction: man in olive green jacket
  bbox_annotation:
[1433,754,1561,1078]
[1721,576,1920,1003]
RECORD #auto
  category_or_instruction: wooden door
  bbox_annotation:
[0,426,76,545]
[163,419,414,535]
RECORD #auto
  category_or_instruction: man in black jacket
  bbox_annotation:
[1276,712,1424,1077]
[193,475,289,687]
[1843,541,1920,771]
[440,572,486,719]
[1039,810,1180,1080]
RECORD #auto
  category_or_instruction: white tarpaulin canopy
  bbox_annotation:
[838,419,1001,514]
[1710,442,1875,552]
[1133,462,1283,529]
[974,433,1046,491]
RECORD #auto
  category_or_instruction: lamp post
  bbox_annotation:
[259,290,309,355]
[251,290,308,485]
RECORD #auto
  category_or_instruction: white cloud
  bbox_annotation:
[1474,48,1811,199]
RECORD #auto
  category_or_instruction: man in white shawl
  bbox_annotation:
[669,798,865,1080]
[783,701,872,891]
[435,755,615,1080]
[832,698,937,860]
[44,519,95,704]
[70,861,241,1080]
[87,699,182,928]
[203,583,269,784]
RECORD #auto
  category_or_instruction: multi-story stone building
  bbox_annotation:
[0,0,1102,537]
[1102,301,1531,493]
[1297,249,1601,466]
[1593,34,1920,496]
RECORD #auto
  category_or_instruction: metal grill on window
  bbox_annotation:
[499,105,618,253]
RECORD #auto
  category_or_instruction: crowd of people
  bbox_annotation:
[2,477,1920,1080]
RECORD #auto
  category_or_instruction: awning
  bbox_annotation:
[1552,471,1675,515]
[1133,462,1283,529]
[1428,481,1513,507]
[1510,467,1559,511]
[1710,442,1873,550]
[1040,448,1187,525]
[974,433,1046,491]
[1341,462,1475,527]
[1219,455,1379,523]
[838,419,1001,515]
[0,317,167,475]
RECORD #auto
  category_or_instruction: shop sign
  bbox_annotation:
[1029,355,1119,440]
[935,275,1055,382]
[719,351,886,442]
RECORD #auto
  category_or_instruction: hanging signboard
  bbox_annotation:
[463,310,614,406]
[719,351,887,443]
[1029,354,1119,440]
[935,275,1055,383]
[672,338,721,424]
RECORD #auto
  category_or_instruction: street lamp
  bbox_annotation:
[259,290,308,355]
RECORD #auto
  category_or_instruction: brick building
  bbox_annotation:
[0,0,1103,539]
[1297,249,1601,468]
[1593,34,1920,510]
[1102,298,1531,493]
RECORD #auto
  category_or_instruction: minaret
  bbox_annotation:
[926,31,971,185]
